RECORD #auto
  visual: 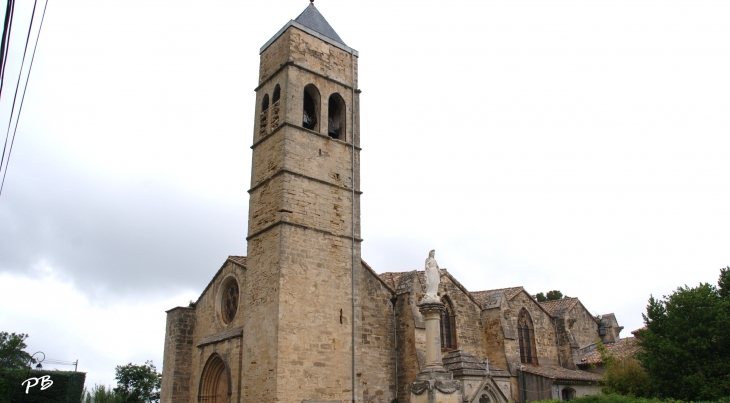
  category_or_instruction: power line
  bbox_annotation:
[0,0,16,171]
[0,0,47,196]
[0,0,15,91]
[0,0,37,174]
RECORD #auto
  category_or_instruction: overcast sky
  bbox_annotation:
[1,0,728,389]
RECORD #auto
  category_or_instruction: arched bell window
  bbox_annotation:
[302,84,320,131]
[271,84,281,128]
[272,84,281,103]
[327,93,346,140]
[259,94,270,136]
[198,354,229,403]
[517,308,538,364]
[440,297,457,349]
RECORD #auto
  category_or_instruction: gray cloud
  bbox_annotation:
[0,143,247,300]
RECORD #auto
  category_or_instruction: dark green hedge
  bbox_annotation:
[533,394,730,403]
[8,369,86,403]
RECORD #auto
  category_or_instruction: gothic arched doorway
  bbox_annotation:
[199,354,229,403]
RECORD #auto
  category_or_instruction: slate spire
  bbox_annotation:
[294,3,346,46]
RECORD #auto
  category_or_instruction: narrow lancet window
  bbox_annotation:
[518,308,538,364]
[440,297,457,349]
[327,93,346,139]
[303,84,320,131]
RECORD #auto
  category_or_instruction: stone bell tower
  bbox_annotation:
[243,3,361,403]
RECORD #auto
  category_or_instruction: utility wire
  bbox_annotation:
[0,0,36,174]
[0,0,16,171]
[0,0,47,196]
[0,0,15,89]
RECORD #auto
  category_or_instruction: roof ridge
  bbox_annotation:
[294,4,345,45]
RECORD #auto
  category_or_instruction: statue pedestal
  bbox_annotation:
[409,301,462,403]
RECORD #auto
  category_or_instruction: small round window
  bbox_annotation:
[221,280,239,323]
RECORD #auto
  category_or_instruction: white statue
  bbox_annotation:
[423,249,440,303]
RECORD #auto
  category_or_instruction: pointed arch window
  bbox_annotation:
[440,297,457,349]
[518,309,538,364]
[327,93,346,140]
[302,84,320,131]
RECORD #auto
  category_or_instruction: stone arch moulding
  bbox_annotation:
[327,92,346,140]
[468,377,509,403]
[302,84,320,132]
[198,353,231,403]
[215,274,241,327]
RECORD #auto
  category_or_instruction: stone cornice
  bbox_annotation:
[251,122,361,151]
[249,168,362,195]
[196,327,243,348]
[255,60,354,92]
[246,219,363,243]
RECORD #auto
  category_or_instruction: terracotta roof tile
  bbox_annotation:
[228,256,247,267]
[539,298,580,316]
[470,290,488,304]
[521,364,602,382]
[378,271,410,291]
[631,326,649,336]
[579,337,641,366]
[471,287,524,307]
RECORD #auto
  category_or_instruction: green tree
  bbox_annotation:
[84,384,123,403]
[0,332,33,369]
[546,290,564,300]
[638,267,730,400]
[113,360,162,403]
[718,266,729,298]
[597,340,651,397]
[0,332,34,402]
[534,290,566,302]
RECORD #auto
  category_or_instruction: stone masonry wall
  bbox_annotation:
[161,307,195,403]
[555,315,576,370]
[505,292,559,368]
[481,307,509,371]
[196,339,244,403]
[359,268,396,403]
[259,29,290,84]
[282,123,356,190]
[275,225,358,403]
[189,261,247,403]
[438,274,485,359]
[242,227,282,403]
[567,304,599,350]
[288,28,356,88]
[395,292,420,403]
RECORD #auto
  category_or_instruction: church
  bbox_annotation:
[160,3,627,403]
